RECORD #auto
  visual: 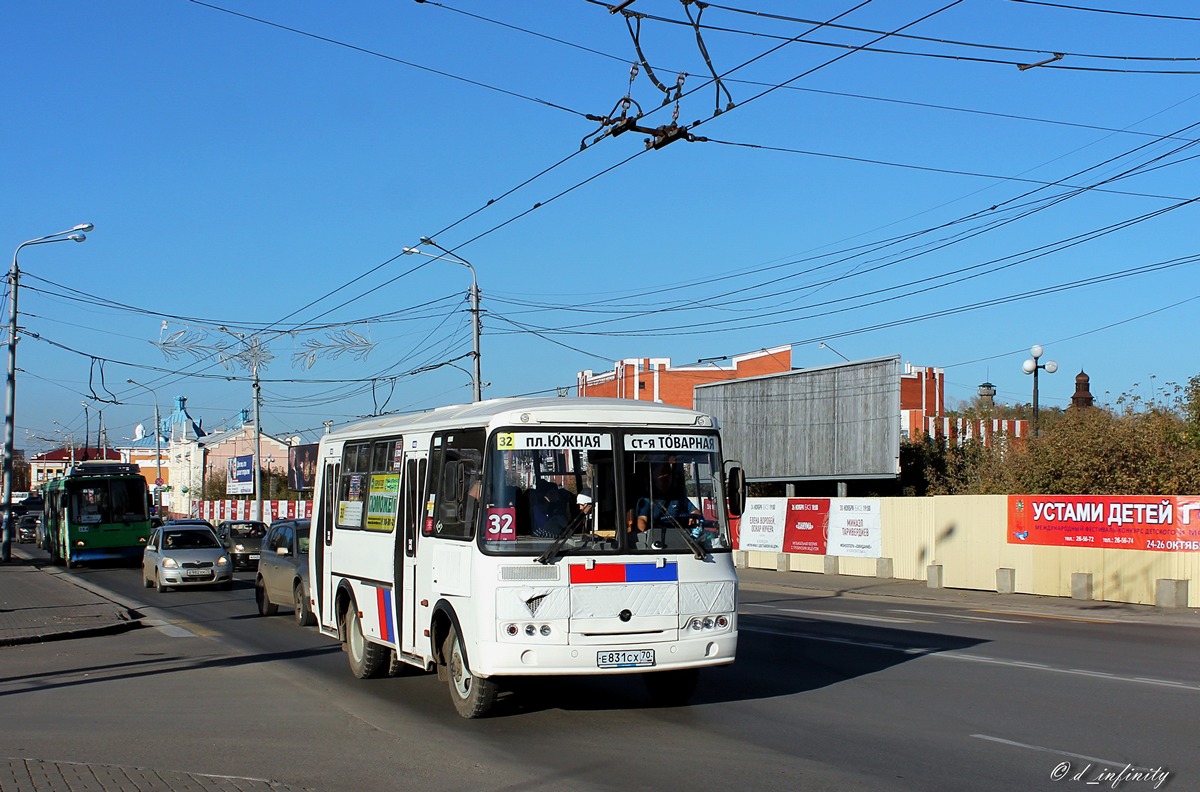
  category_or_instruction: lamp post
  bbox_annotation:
[127,379,163,516]
[2,223,92,562]
[405,239,482,402]
[1022,344,1058,437]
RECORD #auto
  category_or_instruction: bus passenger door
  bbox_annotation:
[317,460,339,627]
[398,448,427,656]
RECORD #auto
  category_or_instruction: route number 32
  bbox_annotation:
[486,507,517,541]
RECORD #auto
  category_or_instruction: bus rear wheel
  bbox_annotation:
[345,605,386,679]
[444,625,497,719]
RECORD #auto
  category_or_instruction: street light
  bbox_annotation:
[2,223,92,562]
[1022,344,1058,437]
[127,379,163,517]
[405,239,482,402]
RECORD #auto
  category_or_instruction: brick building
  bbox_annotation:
[577,345,793,409]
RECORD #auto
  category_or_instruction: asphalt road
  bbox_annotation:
[2,554,1194,792]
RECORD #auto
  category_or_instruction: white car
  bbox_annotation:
[143,524,233,591]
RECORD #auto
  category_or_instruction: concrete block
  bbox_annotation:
[1155,579,1189,609]
[997,567,1016,594]
[733,550,748,569]
[876,557,894,579]
[776,553,790,572]
[1071,572,1093,601]
[824,555,840,575]
[926,564,943,589]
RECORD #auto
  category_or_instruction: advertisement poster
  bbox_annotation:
[737,498,787,552]
[782,498,829,555]
[366,473,400,532]
[226,454,254,495]
[288,443,318,491]
[1008,495,1200,552]
[827,498,882,558]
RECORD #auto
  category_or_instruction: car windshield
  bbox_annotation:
[479,429,731,556]
[162,530,219,550]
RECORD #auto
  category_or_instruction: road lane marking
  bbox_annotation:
[889,608,1029,624]
[740,625,934,654]
[970,734,1153,772]
[777,607,927,624]
[740,624,1200,690]
[971,609,1122,624]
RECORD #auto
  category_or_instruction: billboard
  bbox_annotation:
[1008,495,1200,552]
[288,443,318,491]
[736,497,879,557]
[694,356,901,482]
[226,454,254,495]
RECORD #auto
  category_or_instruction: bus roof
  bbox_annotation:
[327,396,716,442]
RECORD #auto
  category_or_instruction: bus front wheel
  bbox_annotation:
[444,625,497,719]
[345,606,386,679]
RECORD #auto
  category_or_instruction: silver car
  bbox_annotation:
[255,518,314,625]
[142,525,233,591]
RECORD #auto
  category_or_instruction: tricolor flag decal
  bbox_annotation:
[569,562,678,584]
[375,585,394,643]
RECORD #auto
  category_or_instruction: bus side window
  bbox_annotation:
[428,430,484,540]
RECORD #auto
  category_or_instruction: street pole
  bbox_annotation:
[413,238,482,401]
[253,362,263,522]
[127,380,163,516]
[2,223,91,562]
[1022,344,1058,438]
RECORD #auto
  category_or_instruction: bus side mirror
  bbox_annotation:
[726,465,746,517]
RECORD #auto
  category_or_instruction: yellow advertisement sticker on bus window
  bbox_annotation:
[366,473,400,532]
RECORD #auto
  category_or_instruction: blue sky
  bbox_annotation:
[3,0,1198,450]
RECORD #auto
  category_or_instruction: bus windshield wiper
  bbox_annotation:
[536,511,589,565]
[651,504,708,560]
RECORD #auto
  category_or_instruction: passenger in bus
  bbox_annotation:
[529,479,570,538]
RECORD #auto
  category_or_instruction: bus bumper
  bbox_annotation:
[469,631,737,677]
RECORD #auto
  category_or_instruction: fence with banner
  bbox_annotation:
[737,494,1200,608]
[194,499,313,523]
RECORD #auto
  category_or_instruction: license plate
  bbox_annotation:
[597,649,655,668]
[185,569,208,577]
[248,554,259,560]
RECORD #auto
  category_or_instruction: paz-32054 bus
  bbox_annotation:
[311,397,746,717]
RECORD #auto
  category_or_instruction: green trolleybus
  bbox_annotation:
[41,461,154,567]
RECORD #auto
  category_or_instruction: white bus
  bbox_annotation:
[311,397,747,717]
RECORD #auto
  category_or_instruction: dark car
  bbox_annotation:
[20,495,43,515]
[255,518,314,626]
[217,520,268,571]
[16,514,39,543]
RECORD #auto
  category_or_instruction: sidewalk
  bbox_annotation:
[0,549,142,647]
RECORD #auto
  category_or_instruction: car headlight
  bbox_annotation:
[162,557,179,569]
[217,556,229,567]
[234,544,246,552]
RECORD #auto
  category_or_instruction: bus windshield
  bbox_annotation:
[480,429,730,556]
[69,479,150,525]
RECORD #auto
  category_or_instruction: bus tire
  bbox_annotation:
[643,667,699,707]
[256,577,278,616]
[294,582,315,627]
[444,625,497,719]
[345,606,386,679]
